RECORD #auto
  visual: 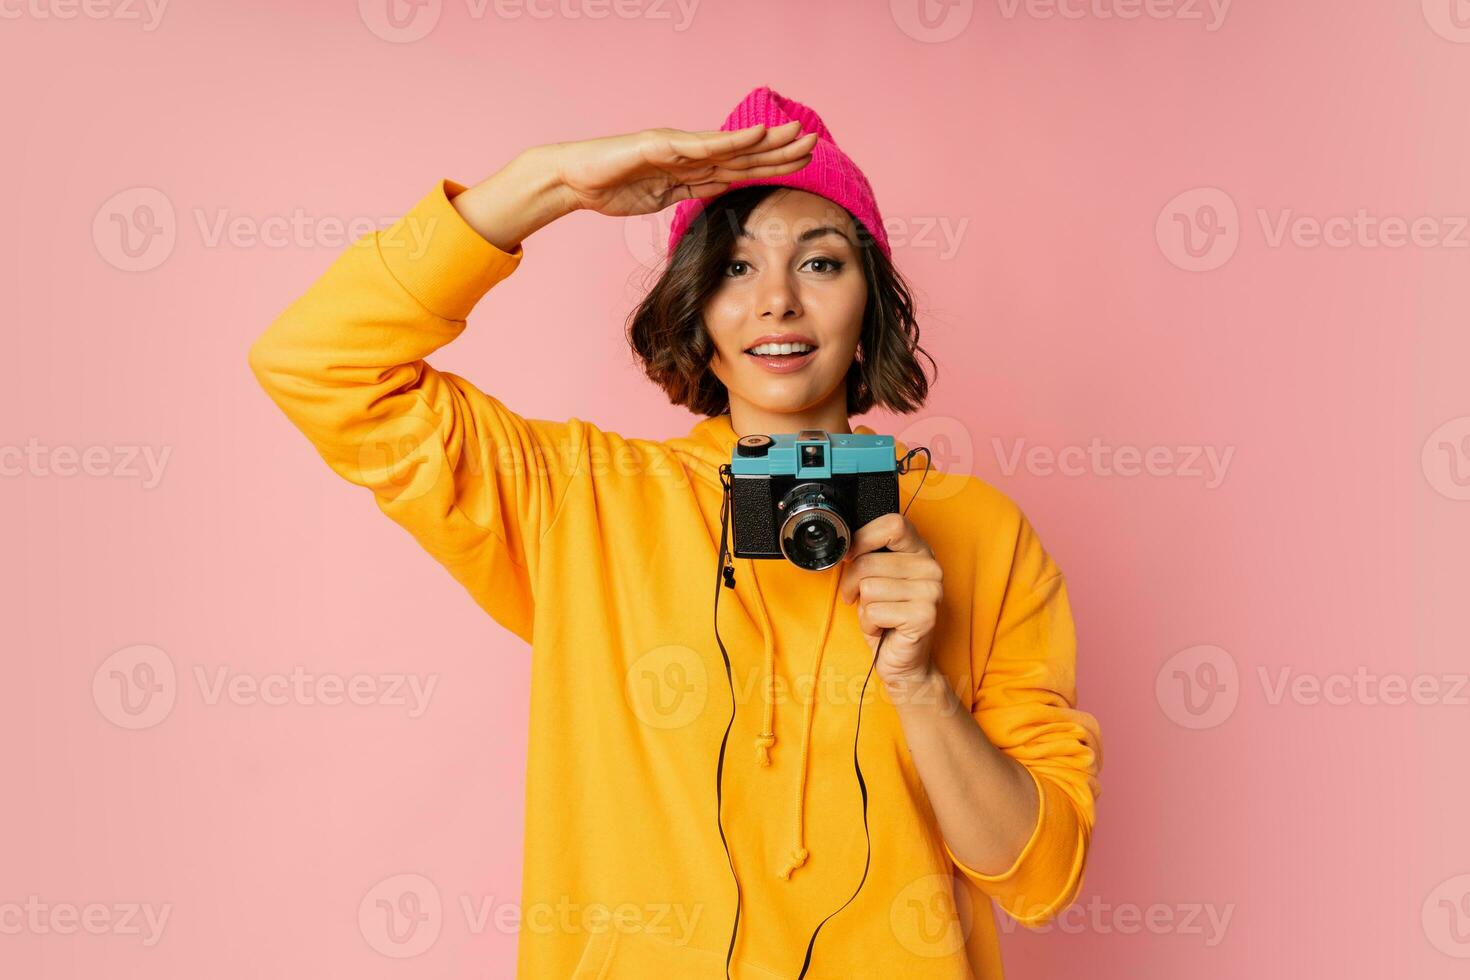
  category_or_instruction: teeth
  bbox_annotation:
[748,342,814,356]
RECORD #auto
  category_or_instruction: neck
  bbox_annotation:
[726,388,852,438]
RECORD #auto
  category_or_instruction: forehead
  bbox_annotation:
[738,188,858,247]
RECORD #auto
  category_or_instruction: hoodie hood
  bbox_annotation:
[666,413,908,880]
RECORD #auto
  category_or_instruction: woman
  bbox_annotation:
[249,86,1102,979]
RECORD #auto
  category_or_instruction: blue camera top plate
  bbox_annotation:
[729,431,897,478]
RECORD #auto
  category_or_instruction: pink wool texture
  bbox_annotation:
[665,85,892,260]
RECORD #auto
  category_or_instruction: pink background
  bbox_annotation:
[3,0,1467,976]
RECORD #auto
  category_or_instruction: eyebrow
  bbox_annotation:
[737,225,854,247]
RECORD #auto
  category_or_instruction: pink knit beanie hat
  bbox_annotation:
[665,85,891,260]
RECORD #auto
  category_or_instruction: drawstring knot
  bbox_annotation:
[776,846,810,880]
[754,732,776,766]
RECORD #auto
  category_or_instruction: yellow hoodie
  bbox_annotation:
[248,178,1103,979]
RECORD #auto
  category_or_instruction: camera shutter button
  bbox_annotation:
[736,434,774,457]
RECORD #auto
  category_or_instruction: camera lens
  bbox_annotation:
[779,484,850,571]
[800,521,832,549]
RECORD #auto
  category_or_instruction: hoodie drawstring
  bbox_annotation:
[745,560,844,881]
[747,585,778,768]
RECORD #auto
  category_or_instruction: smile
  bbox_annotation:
[745,347,818,374]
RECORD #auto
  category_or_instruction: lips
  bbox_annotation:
[743,332,818,353]
[745,347,818,374]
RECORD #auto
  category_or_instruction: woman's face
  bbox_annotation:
[702,189,868,421]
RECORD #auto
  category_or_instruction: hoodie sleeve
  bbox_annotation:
[943,511,1103,927]
[247,178,582,644]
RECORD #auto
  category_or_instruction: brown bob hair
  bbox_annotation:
[625,186,937,419]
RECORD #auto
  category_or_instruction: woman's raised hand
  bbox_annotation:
[450,123,815,254]
[548,121,818,218]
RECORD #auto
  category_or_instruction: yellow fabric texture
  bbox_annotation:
[248,178,1103,979]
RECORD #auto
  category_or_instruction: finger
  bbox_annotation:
[667,180,732,204]
[857,600,935,638]
[842,575,944,606]
[667,121,804,161]
[696,155,813,183]
[715,126,814,161]
[846,513,930,563]
[717,133,819,170]
[664,154,812,203]
[839,556,942,602]
[699,119,805,153]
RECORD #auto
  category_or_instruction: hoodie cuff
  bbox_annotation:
[943,766,1088,926]
[377,178,524,322]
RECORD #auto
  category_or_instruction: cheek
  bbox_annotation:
[702,296,748,361]
[812,288,867,354]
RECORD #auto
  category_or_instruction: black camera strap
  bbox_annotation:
[713,447,931,980]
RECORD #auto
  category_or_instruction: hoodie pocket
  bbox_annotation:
[569,928,789,979]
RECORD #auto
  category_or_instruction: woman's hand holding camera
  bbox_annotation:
[837,513,945,688]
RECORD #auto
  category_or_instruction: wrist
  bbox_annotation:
[518,143,580,217]
[879,662,947,707]
[451,147,576,253]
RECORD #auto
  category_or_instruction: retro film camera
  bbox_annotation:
[726,428,901,572]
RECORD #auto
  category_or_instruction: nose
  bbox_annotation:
[757,267,802,321]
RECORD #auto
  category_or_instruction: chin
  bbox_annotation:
[740,387,841,420]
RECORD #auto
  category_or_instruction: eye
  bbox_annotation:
[804,256,845,274]
[724,260,751,277]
